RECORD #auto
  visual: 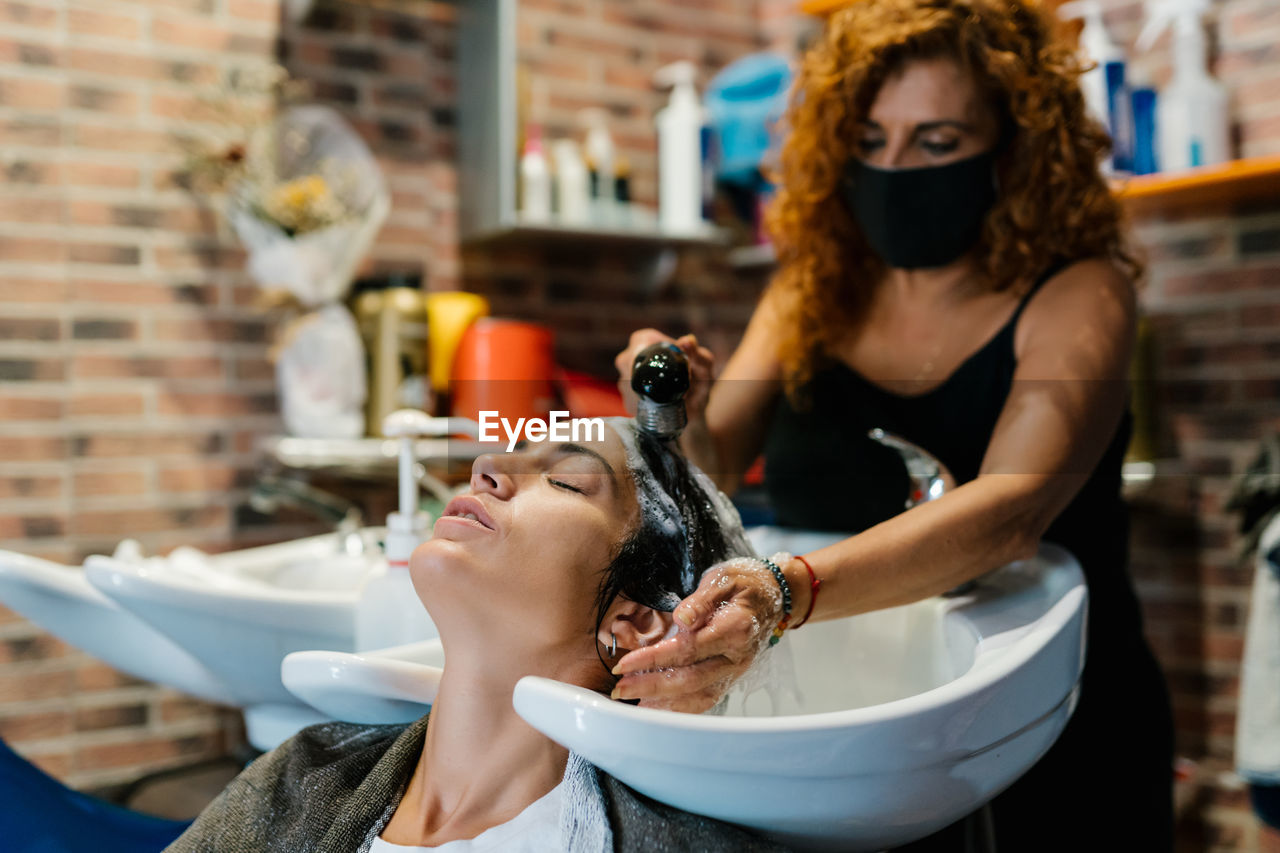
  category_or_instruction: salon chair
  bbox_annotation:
[0,737,191,852]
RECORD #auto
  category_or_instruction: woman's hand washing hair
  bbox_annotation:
[610,554,796,713]
[592,419,759,686]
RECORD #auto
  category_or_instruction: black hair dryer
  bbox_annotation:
[631,342,690,442]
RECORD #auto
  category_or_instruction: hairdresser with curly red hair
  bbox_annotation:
[615,0,1173,848]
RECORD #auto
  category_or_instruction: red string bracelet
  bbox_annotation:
[790,555,821,629]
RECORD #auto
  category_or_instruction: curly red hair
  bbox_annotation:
[764,0,1141,396]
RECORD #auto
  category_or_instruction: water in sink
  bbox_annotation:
[721,597,966,718]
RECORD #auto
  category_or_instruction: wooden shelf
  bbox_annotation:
[798,0,855,15]
[1114,155,1280,217]
[464,216,729,251]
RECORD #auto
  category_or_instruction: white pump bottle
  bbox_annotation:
[653,61,707,234]
[354,409,438,651]
[1136,0,1230,171]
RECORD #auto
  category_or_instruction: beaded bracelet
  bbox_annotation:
[759,556,792,646]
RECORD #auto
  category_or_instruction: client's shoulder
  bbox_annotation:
[599,773,794,852]
[275,716,427,782]
[289,719,414,758]
[164,718,428,853]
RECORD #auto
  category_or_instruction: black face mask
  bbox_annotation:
[840,150,998,270]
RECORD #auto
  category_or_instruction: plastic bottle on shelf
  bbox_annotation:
[1130,68,1160,175]
[654,60,708,234]
[614,155,633,226]
[1136,0,1230,171]
[552,139,590,225]
[581,109,617,226]
[354,409,438,651]
[1059,0,1132,173]
[519,125,551,222]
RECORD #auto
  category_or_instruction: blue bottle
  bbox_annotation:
[1105,60,1134,173]
[1131,87,1159,175]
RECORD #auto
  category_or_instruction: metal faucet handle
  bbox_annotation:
[250,474,367,556]
[867,429,957,509]
[867,429,977,597]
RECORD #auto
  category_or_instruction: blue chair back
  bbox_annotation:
[0,737,192,852]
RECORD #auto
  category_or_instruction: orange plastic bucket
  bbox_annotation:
[450,319,556,430]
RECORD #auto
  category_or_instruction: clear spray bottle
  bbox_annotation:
[1136,0,1230,171]
[1058,0,1132,173]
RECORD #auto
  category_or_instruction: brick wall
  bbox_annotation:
[1086,5,1280,849]
[1129,199,1280,852]
[278,0,460,288]
[0,0,454,791]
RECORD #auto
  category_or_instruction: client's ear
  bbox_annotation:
[598,598,673,656]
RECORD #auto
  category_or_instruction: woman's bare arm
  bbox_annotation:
[614,259,1135,708]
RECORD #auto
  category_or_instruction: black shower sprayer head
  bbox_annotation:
[631,342,690,441]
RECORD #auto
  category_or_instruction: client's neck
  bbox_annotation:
[384,650,575,846]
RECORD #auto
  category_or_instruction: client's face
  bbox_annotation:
[409,427,639,664]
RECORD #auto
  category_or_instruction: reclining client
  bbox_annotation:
[165,419,790,853]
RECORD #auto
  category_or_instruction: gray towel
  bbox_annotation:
[165,715,790,852]
[561,751,611,853]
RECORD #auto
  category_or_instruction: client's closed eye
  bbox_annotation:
[548,477,585,494]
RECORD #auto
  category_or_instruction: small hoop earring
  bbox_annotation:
[608,633,617,657]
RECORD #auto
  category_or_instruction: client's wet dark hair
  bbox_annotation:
[591,429,750,641]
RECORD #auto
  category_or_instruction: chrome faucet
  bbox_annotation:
[249,474,365,556]
[867,429,976,596]
[867,429,957,509]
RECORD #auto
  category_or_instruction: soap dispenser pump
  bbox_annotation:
[1136,0,1230,171]
[354,408,438,651]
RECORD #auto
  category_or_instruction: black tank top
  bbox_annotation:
[763,265,1145,647]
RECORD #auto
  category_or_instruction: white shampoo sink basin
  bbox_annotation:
[0,550,229,703]
[279,529,1086,850]
[79,532,382,749]
[283,639,446,725]
[516,540,1086,850]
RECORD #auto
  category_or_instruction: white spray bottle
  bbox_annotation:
[519,124,552,222]
[354,408,438,651]
[653,61,707,234]
[1058,0,1132,172]
[1136,0,1230,171]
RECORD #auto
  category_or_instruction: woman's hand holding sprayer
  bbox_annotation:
[610,553,815,712]
[615,329,715,423]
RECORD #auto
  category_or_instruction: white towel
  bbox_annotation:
[1237,514,1280,783]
